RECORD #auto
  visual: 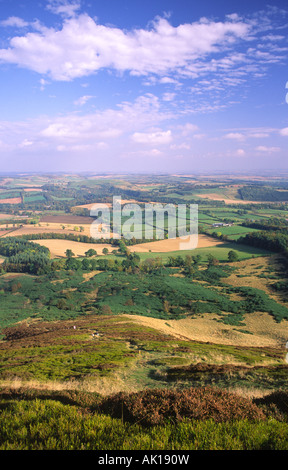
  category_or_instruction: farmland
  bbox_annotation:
[1,172,288,449]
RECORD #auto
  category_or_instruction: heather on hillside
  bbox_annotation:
[1,387,288,450]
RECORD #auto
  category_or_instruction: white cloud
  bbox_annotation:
[162,93,176,102]
[46,0,81,18]
[255,145,280,152]
[132,130,172,145]
[1,17,29,28]
[74,95,94,106]
[193,133,205,140]
[249,132,269,138]
[0,93,171,156]
[170,143,191,150]
[224,132,245,141]
[19,139,33,147]
[280,127,288,136]
[180,123,199,136]
[0,14,251,81]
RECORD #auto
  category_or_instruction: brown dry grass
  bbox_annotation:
[0,375,132,396]
[124,313,288,348]
[224,255,287,303]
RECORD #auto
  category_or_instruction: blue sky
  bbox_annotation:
[0,0,287,174]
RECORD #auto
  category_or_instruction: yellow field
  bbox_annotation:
[1,222,93,237]
[0,213,14,219]
[130,234,224,253]
[33,239,114,258]
[72,199,139,211]
[196,192,276,205]
[0,197,22,204]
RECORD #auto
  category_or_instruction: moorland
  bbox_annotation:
[1,172,288,450]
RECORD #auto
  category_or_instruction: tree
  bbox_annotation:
[85,248,97,257]
[65,249,75,258]
[228,250,239,262]
[192,254,202,265]
[100,304,113,315]
[102,247,109,255]
[207,253,219,267]
[81,258,91,270]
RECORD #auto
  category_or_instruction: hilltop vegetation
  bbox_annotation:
[2,386,288,450]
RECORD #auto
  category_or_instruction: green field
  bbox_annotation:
[137,242,271,262]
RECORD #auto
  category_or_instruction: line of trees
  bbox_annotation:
[239,186,288,202]
[237,231,288,256]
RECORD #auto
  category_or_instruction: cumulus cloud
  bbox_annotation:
[0,93,172,157]
[74,95,94,106]
[46,0,81,18]
[280,127,288,136]
[255,145,280,152]
[1,16,29,28]
[132,130,172,145]
[0,13,251,81]
[224,132,246,141]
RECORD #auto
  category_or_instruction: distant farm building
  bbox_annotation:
[211,223,233,227]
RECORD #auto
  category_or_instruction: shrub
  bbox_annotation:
[254,391,288,417]
[98,387,266,426]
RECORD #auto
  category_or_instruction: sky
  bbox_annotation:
[0,0,287,174]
